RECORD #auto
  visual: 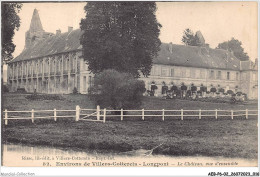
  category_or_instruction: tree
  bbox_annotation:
[181,28,200,46]
[92,69,146,110]
[216,38,249,61]
[80,2,161,77]
[1,3,22,63]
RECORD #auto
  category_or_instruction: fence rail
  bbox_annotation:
[2,105,258,125]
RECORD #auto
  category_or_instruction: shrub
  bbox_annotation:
[227,90,234,95]
[181,85,187,91]
[17,88,26,93]
[171,85,178,91]
[236,91,242,96]
[2,85,9,93]
[200,86,207,92]
[73,87,78,94]
[162,85,168,94]
[92,69,146,110]
[151,84,158,90]
[191,86,197,92]
[26,94,64,101]
[210,87,217,93]
[218,88,225,93]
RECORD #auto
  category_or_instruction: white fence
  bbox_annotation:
[2,105,258,125]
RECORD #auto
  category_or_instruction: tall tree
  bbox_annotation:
[1,3,22,63]
[216,38,249,61]
[181,28,200,46]
[80,2,161,77]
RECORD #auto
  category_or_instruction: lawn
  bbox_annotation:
[1,93,258,159]
[2,92,258,111]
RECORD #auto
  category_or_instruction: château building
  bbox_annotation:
[7,9,258,99]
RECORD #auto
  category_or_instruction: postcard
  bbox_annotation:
[1,1,258,176]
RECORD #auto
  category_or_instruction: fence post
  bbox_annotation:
[246,109,248,119]
[162,109,165,121]
[181,109,183,120]
[199,109,201,120]
[97,105,100,121]
[75,105,80,122]
[54,108,57,121]
[231,110,233,120]
[121,108,123,121]
[4,109,8,125]
[31,109,35,123]
[215,109,218,119]
[142,109,145,121]
[103,108,106,123]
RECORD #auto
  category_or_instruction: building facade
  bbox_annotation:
[7,9,258,99]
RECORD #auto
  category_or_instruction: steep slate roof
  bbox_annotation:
[155,43,241,70]
[11,29,82,63]
[11,29,241,71]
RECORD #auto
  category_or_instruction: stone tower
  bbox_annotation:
[25,9,53,49]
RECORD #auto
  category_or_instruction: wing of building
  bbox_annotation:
[7,9,258,99]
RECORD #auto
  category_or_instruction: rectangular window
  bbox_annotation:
[253,73,256,81]
[227,72,230,80]
[155,66,160,76]
[200,70,205,78]
[217,71,221,80]
[175,68,180,77]
[181,68,186,77]
[236,72,239,80]
[195,69,200,78]
[161,67,168,76]
[210,70,215,79]
[186,68,191,78]
[150,67,155,76]
[170,68,174,77]
[83,76,87,92]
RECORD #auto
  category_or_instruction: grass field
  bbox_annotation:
[1,93,258,159]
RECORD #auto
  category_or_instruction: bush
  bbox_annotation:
[210,87,217,93]
[227,90,234,95]
[181,85,187,91]
[17,88,26,93]
[171,85,178,92]
[92,69,146,110]
[151,84,158,90]
[73,87,78,94]
[2,85,9,93]
[26,94,64,101]
[218,88,225,93]
[191,86,197,92]
[200,86,207,92]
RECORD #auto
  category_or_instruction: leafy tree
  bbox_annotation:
[92,69,146,109]
[216,38,249,61]
[80,2,161,77]
[1,3,22,63]
[181,28,200,46]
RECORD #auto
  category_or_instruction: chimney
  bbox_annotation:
[68,26,73,33]
[169,42,173,53]
[56,29,61,35]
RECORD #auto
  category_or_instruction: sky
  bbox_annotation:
[12,1,258,61]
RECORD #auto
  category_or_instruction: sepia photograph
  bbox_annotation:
[1,1,258,176]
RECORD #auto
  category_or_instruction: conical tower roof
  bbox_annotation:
[29,9,44,33]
